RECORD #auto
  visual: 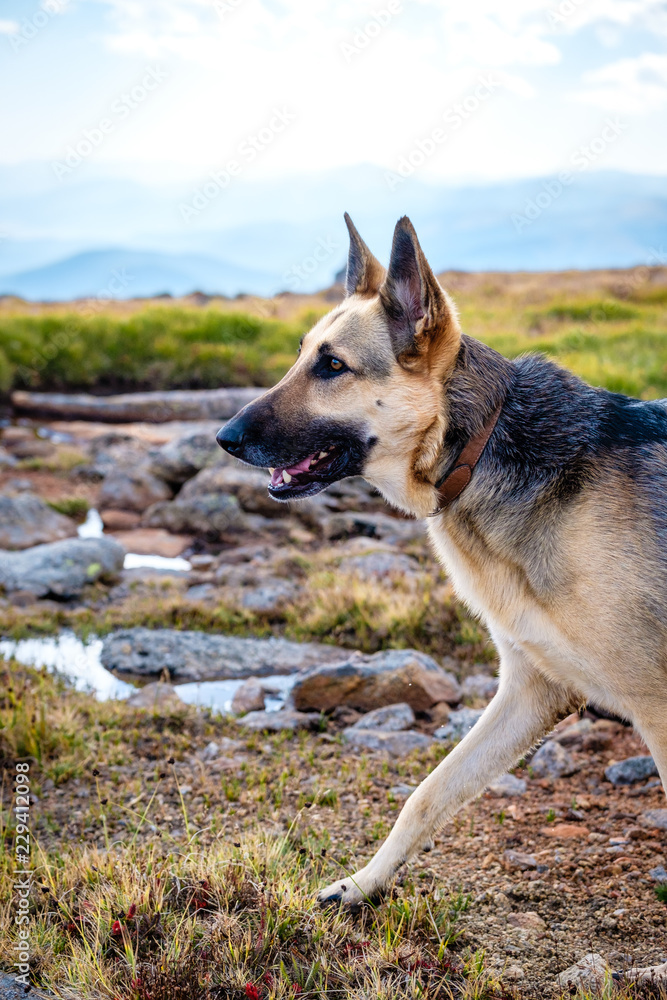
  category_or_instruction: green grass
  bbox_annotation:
[47,497,90,521]
[1,282,666,399]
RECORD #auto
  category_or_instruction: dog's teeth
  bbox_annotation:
[269,467,275,475]
[283,471,292,484]
[318,451,327,459]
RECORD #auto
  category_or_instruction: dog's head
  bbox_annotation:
[217,215,461,515]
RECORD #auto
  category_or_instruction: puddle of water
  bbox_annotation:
[77,508,104,539]
[0,632,133,700]
[123,553,192,571]
[0,632,289,713]
[77,509,192,571]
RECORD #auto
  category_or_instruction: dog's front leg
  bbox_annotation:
[318,645,574,907]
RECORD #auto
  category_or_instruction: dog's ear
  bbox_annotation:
[380,216,460,375]
[344,212,385,296]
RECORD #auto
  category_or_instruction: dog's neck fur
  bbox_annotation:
[433,336,515,494]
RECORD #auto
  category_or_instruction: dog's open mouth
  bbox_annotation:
[267,445,347,500]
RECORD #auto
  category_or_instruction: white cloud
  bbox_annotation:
[576,52,667,114]
[0,18,20,33]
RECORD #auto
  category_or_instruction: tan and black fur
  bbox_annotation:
[218,215,667,980]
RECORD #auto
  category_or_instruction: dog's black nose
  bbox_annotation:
[216,421,245,456]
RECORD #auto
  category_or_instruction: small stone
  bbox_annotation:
[101,509,142,530]
[126,682,183,711]
[109,528,192,558]
[556,953,607,990]
[460,673,499,702]
[434,707,484,742]
[240,578,299,613]
[530,740,577,779]
[389,783,416,798]
[349,702,415,732]
[197,738,242,761]
[649,865,667,883]
[502,850,537,871]
[540,822,590,839]
[238,709,321,732]
[231,678,266,715]
[487,773,527,797]
[503,965,525,981]
[553,718,592,745]
[342,728,433,756]
[605,755,659,786]
[506,911,546,933]
[428,701,451,726]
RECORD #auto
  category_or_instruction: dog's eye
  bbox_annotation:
[314,355,349,379]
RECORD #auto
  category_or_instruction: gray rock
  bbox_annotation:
[238,709,320,732]
[487,773,527,797]
[143,492,246,538]
[101,627,347,681]
[180,465,280,518]
[0,493,77,550]
[292,648,461,714]
[197,737,242,761]
[0,971,57,999]
[240,578,299,613]
[349,702,416,732]
[605,755,659,786]
[530,739,578,778]
[553,718,593,745]
[0,536,125,597]
[342,727,433,756]
[231,678,266,715]
[649,865,667,883]
[338,551,421,581]
[150,428,228,483]
[389,783,417,798]
[321,510,424,544]
[434,707,484,742]
[0,446,17,468]
[556,953,607,990]
[641,808,667,831]
[461,673,499,702]
[126,682,184,711]
[98,465,172,513]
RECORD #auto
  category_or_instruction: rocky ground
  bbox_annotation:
[1,410,666,999]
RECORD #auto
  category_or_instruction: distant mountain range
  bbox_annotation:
[0,163,665,300]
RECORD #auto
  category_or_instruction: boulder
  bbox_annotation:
[0,536,125,597]
[292,649,461,714]
[487,773,527,797]
[0,493,77,550]
[98,466,173,513]
[556,953,607,991]
[101,509,141,530]
[126,682,184,711]
[239,578,300,613]
[101,627,347,681]
[109,528,192,557]
[342,728,433,756]
[461,674,499,702]
[237,709,320,732]
[604,755,659,786]
[337,550,421,581]
[142,493,246,538]
[434,707,484,742]
[348,702,415,732]
[11,386,265,422]
[530,739,577,779]
[231,678,266,715]
[179,465,279,518]
[150,429,228,483]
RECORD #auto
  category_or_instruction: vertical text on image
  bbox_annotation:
[13,761,32,988]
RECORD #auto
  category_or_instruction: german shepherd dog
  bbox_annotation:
[218,216,667,980]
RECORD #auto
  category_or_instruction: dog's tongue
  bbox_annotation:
[271,453,315,486]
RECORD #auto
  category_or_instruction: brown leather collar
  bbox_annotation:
[430,401,504,514]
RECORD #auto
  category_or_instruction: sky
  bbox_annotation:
[2,0,667,186]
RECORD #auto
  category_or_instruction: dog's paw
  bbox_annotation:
[317,869,378,909]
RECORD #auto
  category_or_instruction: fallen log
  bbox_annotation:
[11,386,265,423]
